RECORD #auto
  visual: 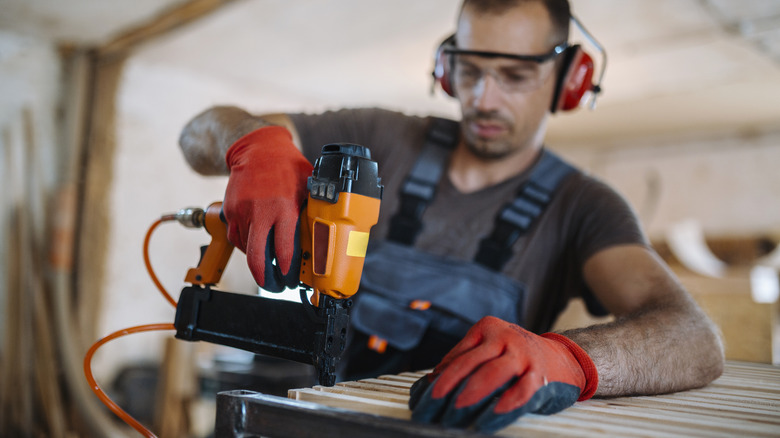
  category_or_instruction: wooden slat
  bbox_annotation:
[286,361,780,437]
[311,385,410,404]
[291,388,410,419]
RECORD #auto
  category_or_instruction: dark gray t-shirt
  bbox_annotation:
[289,108,648,333]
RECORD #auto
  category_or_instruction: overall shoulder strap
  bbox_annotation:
[387,117,459,245]
[475,149,576,271]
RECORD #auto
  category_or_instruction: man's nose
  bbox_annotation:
[473,73,503,111]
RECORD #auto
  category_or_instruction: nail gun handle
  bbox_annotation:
[185,202,234,285]
[299,193,381,300]
[299,144,383,301]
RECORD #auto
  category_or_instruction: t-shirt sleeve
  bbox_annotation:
[570,176,650,268]
[548,175,650,318]
[287,108,426,165]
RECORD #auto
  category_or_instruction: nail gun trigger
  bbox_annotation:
[197,245,208,265]
[299,287,325,324]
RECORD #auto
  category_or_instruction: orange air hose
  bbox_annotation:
[84,323,175,438]
[83,215,183,436]
[143,215,178,307]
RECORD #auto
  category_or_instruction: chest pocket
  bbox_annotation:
[351,241,524,351]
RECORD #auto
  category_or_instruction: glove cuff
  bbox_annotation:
[541,333,598,401]
[225,125,294,168]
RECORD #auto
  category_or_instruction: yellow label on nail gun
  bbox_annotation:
[346,231,370,257]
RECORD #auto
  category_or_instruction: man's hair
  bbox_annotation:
[460,0,571,45]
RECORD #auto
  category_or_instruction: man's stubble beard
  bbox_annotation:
[463,137,516,161]
[461,112,519,161]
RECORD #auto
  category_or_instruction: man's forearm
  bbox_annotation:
[563,297,724,398]
[178,106,272,175]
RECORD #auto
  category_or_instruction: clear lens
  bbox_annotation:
[451,53,557,94]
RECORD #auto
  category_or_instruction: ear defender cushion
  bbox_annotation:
[552,45,595,112]
[436,49,455,97]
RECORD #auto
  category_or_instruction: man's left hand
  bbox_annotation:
[408,316,598,433]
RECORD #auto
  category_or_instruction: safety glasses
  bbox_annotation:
[444,43,568,93]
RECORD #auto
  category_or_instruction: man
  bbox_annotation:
[178,0,724,432]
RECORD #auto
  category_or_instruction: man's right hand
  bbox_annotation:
[223,126,313,291]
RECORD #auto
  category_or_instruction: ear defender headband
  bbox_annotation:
[431,15,606,113]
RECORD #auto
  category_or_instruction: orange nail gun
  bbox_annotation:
[173,144,382,386]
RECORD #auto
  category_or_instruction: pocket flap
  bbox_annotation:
[350,293,431,351]
[360,241,522,325]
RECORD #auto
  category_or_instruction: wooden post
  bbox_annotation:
[70,3,238,436]
[155,338,197,438]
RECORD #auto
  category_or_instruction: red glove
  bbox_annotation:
[408,316,598,432]
[223,126,313,291]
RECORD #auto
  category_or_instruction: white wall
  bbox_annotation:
[554,127,780,240]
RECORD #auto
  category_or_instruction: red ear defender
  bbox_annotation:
[432,35,456,97]
[552,45,596,112]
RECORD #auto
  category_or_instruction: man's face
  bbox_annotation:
[454,3,560,160]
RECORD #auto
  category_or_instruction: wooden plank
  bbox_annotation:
[586,397,779,426]
[377,374,423,384]
[336,379,412,395]
[502,409,701,438]
[308,385,410,404]
[33,270,68,438]
[1,123,32,436]
[291,388,410,420]
[285,361,780,437]
[358,377,417,388]
[569,403,779,436]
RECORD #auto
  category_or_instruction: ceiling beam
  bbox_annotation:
[97,0,237,61]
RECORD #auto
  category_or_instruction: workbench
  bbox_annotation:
[215,361,780,437]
